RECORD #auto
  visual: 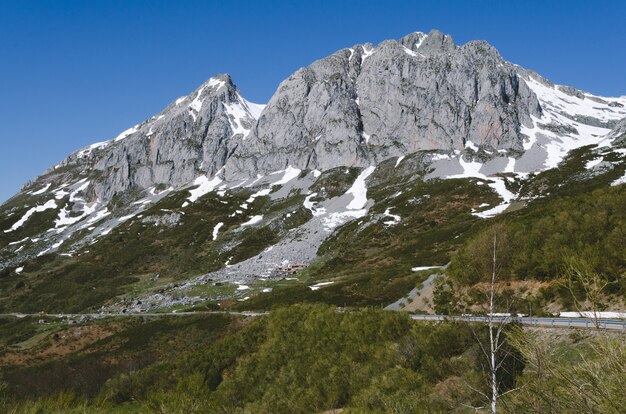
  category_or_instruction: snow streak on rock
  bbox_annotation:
[4,200,57,233]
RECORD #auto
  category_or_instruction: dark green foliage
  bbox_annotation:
[2,314,234,400]
[2,306,519,412]
[0,317,38,356]
[309,167,361,198]
[101,305,510,413]
[0,184,311,313]
[0,310,525,413]
[448,185,626,297]
[506,329,626,413]
[432,278,459,315]
[519,144,626,201]
[235,269,425,310]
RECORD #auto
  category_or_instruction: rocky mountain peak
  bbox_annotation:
[399,31,428,51]
[29,73,265,216]
[416,29,456,56]
[224,30,543,179]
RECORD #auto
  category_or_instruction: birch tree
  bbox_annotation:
[464,225,519,413]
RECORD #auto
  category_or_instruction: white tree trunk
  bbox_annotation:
[489,233,498,414]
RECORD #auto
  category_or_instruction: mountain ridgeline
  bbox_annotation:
[1,29,625,315]
[226,30,543,177]
[8,30,549,207]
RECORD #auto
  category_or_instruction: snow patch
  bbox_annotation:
[402,46,417,57]
[244,174,264,188]
[9,237,29,246]
[4,200,57,233]
[241,215,263,226]
[246,188,272,203]
[188,88,205,121]
[560,311,626,319]
[223,100,249,136]
[611,171,626,186]
[383,208,401,226]
[113,125,139,142]
[521,76,623,170]
[212,222,224,240]
[207,77,226,90]
[223,94,265,139]
[118,214,135,222]
[82,208,111,227]
[465,140,479,152]
[346,166,375,210]
[321,210,367,232]
[53,188,70,200]
[241,97,265,120]
[411,266,443,272]
[304,193,326,217]
[309,281,335,291]
[55,202,98,228]
[414,32,427,48]
[585,157,603,169]
[187,171,223,203]
[526,76,626,123]
[272,166,301,186]
[445,156,516,219]
[30,183,51,195]
[361,46,375,61]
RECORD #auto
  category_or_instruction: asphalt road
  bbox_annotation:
[0,311,268,319]
[409,314,626,331]
[1,311,624,331]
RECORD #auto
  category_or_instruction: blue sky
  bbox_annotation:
[1,0,625,203]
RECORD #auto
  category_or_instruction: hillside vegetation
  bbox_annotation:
[1,305,523,413]
[445,184,625,314]
[2,305,624,413]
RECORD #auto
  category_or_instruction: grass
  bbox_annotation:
[0,183,313,313]
[1,313,238,399]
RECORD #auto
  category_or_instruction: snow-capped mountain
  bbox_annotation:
[1,30,625,313]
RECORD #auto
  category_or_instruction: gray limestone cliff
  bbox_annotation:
[224,29,543,179]
[35,74,262,204]
[610,117,626,145]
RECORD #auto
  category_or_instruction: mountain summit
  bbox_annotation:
[225,29,547,178]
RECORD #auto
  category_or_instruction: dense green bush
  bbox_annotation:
[448,186,626,297]
[100,305,516,413]
[4,305,523,412]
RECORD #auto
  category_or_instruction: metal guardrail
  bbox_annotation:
[2,311,625,331]
[409,314,626,331]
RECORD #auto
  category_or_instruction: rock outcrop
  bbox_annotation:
[224,29,543,179]
[41,74,263,204]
